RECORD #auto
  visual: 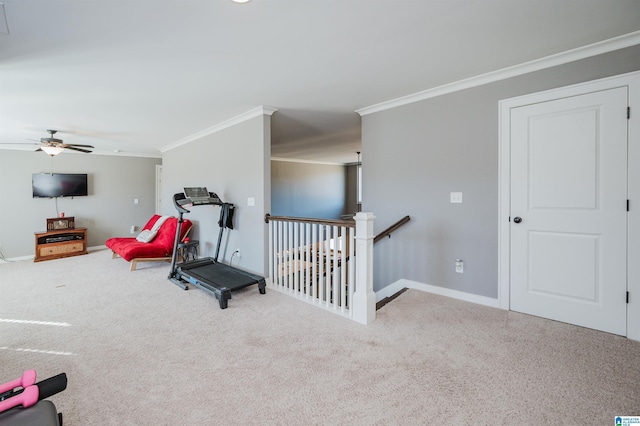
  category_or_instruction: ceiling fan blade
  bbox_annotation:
[65,146,93,153]
[61,143,94,148]
[35,148,43,152]
[0,142,41,146]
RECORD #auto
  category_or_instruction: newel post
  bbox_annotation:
[352,212,376,324]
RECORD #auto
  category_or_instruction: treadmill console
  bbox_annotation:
[183,187,222,205]
[172,188,222,214]
[184,187,208,199]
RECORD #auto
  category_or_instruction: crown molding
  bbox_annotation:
[160,105,278,153]
[0,146,162,159]
[356,30,640,116]
[94,150,162,159]
[271,157,345,166]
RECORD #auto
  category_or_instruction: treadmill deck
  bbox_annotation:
[172,257,266,308]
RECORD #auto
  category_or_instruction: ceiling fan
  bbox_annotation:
[0,130,95,156]
[34,130,95,156]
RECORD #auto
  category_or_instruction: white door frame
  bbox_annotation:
[155,164,162,215]
[498,70,640,340]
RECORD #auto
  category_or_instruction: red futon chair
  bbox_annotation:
[106,215,193,271]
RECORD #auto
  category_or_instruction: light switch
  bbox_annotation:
[134,198,139,204]
[450,192,462,203]
[247,197,255,207]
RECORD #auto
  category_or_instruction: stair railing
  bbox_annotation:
[265,212,376,324]
[374,215,411,243]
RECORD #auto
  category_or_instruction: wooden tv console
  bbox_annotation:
[34,227,88,262]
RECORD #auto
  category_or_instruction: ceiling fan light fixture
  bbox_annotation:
[41,146,63,156]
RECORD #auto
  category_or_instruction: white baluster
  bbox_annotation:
[336,226,342,308]
[276,221,282,287]
[338,226,347,311]
[312,223,318,301]
[304,223,311,297]
[268,220,274,286]
[348,226,355,313]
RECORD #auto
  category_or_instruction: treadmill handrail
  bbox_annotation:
[172,193,191,214]
[172,192,223,214]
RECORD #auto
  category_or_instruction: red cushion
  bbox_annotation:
[142,215,163,231]
[154,218,189,252]
[106,217,192,261]
[106,237,170,261]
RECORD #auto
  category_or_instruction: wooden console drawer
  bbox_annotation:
[39,242,84,257]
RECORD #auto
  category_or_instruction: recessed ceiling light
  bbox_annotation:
[232,0,252,3]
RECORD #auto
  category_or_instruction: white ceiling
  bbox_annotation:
[1,0,640,164]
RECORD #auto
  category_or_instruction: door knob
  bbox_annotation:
[513,217,522,224]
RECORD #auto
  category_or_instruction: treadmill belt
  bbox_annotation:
[179,258,262,291]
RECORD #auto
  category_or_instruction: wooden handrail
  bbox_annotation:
[374,215,411,243]
[265,214,355,227]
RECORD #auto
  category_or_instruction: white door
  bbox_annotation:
[510,87,628,335]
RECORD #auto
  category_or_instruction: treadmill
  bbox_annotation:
[168,187,266,309]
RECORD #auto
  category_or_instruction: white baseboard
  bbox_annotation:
[0,254,34,263]
[0,245,108,263]
[376,279,501,309]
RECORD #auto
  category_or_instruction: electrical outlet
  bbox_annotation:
[455,259,464,273]
[130,225,136,234]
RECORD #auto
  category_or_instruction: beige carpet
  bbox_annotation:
[1,249,639,425]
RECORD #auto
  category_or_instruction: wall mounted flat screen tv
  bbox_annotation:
[32,173,88,198]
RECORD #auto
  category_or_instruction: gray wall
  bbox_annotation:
[271,160,348,219]
[345,163,359,216]
[0,151,161,258]
[161,115,271,276]
[362,44,640,297]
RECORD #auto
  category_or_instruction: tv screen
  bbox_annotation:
[32,173,88,198]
